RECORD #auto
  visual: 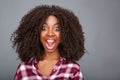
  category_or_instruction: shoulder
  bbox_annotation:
[16,58,36,73]
[14,58,37,80]
[60,58,84,79]
[62,57,80,69]
[61,57,82,74]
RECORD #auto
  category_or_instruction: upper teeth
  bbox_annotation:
[47,40,54,43]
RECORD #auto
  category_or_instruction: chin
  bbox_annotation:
[45,48,58,53]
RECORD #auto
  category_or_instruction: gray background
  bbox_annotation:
[0,0,120,80]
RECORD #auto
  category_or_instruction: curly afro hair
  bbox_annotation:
[11,5,85,62]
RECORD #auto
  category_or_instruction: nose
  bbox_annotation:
[47,29,55,37]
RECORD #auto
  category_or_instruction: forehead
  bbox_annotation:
[45,15,58,22]
[43,15,59,26]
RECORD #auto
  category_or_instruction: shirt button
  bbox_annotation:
[53,69,56,72]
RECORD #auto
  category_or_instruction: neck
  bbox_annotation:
[44,51,60,61]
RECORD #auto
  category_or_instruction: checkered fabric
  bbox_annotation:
[14,57,84,80]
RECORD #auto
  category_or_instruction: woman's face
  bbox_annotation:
[40,15,61,54]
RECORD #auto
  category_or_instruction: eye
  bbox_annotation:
[41,26,47,30]
[54,27,60,31]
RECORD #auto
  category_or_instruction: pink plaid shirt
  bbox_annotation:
[14,57,84,80]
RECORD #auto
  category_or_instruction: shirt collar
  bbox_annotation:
[32,57,65,69]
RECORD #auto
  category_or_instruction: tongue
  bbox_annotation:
[46,42,55,49]
[47,42,54,47]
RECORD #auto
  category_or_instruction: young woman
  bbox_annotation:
[11,5,85,80]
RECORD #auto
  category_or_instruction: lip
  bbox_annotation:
[45,39,56,50]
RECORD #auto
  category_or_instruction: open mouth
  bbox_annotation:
[46,40,56,49]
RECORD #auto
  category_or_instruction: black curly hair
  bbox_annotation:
[11,5,85,62]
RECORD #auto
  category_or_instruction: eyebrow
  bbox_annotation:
[43,23,59,26]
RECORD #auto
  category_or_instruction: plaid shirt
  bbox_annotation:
[14,57,84,80]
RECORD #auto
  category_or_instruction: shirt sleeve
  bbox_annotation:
[72,69,84,80]
[71,64,84,80]
[14,62,26,80]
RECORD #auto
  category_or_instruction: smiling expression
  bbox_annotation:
[40,15,61,54]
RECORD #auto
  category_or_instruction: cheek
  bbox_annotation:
[56,32,61,41]
[40,32,45,41]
